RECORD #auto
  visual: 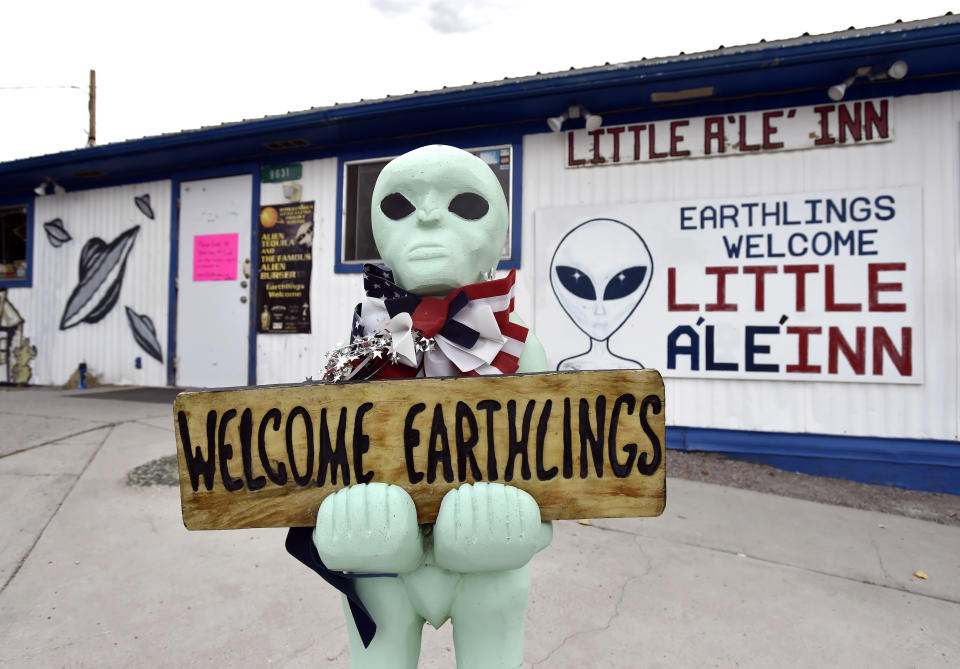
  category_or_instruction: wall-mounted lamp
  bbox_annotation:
[547,104,603,132]
[828,60,908,101]
[34,178,65,197]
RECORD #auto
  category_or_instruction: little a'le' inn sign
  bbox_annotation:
[565,98,891,167]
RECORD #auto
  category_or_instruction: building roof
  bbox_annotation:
[2,13,959,198]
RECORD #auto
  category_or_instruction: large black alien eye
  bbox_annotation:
[380,192,416,220]
[603,266,648,300]
[555,265,596,300]
[448,192,489,220]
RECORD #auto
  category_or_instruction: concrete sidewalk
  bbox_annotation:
[1,386,958,668]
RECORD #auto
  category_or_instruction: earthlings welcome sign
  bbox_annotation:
[174,369,666,530]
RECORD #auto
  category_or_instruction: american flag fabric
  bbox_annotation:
[352,264,528,378]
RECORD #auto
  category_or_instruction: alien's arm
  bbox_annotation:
[509,312,547,374]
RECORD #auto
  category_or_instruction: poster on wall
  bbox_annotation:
[534,186,922,384]
[257,202,314,334]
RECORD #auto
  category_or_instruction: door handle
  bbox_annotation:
[242,258,251,279]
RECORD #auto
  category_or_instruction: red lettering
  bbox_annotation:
[864,99,888,140]
[667,267,698,311]
[704,116,725,154]
[649,124,668,159]
[761,111,784,150]
[628,125,645,160]
[738,115,759,151]
[704,266,738,312]
[669,120,691,157]
[824,265,861,311]
[567,132,585,166]
[742,265,778,311]
[606,126,624,163]
[589,129,606,164]
[872,327,912,376]
[828,326,866,375]
[783,264,819,311]
[868,262,906,311]
[838,103,862,143]
[814,105,836,145]
[786,326,822,373]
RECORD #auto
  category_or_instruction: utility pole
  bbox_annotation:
[87,69,96,147]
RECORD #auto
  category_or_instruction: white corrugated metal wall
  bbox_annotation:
[10,180,171,387]
[519,91,960,441]
[256,159,363,384]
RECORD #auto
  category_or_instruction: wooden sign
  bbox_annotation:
[174,369,665,530]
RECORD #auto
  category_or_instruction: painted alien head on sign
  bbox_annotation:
[550,218,653,341]
[371,145,508,296]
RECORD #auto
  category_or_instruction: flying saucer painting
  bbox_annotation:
[134,194,155,220]
[125,306,163,362]
[59,226,140,330]
[43,218,72,247]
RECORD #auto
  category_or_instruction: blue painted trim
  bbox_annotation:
[167,181,179,386]
[332,140,524,274]
[667,426,960,495]
[248,171,260,386]
[0,196,32,288]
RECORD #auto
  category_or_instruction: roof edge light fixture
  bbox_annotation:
[828,60,908,101]
[33,177,65,196]
[547,104,603,132]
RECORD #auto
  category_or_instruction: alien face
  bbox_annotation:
[371,145,508,296]
[549,218,653,341]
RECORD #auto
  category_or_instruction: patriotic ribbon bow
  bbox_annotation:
[352,264,527,378]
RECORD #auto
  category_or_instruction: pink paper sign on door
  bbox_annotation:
[193,233,239,281]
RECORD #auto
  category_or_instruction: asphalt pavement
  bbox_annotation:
[1,385,958,668]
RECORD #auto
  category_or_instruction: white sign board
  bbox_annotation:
[534,187,922,384]
[565,99,891,167]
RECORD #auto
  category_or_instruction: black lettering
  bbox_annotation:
[177,410,216,492]
[239,408,265,491]
[285,406,314,487]
[258,408,287,485]
[427,405,454,483]
[217,409,243,491]
[579,396,606,478]
[535,399,557,481]
[403,403,426,484]
[455,401,482,482]
[637,395,663,475]
[608,394,638,477]
[353,402,375,484]
[476,400,501,481]
[317,407,350,486]
[562,397,573,479]
[504,400,534,482]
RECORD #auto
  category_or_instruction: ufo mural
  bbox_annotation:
[43,218,72,248]
[59,226,140,330]
[134,194,155,220]
[125,306,163,362]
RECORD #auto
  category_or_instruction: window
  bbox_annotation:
[0,205,29,284]
[337,144,519,272]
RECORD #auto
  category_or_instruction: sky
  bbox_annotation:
[0,0,955,163]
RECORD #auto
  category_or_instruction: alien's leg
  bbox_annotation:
[449,566,531,669]
[342,576,424,669]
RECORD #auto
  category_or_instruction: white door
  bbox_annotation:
[176,175,252,388]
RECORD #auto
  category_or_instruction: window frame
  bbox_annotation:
[334,142,523,273]
[0,200,33,288]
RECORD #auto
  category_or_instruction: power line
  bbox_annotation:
[0,85,84,91]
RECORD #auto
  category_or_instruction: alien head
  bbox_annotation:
[549,218,653,341]
[371,145,508,296]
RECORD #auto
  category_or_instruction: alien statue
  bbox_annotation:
[311,145,551,668]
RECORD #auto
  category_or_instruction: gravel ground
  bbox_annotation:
[133,450,959,527]
[669,450,960,528]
